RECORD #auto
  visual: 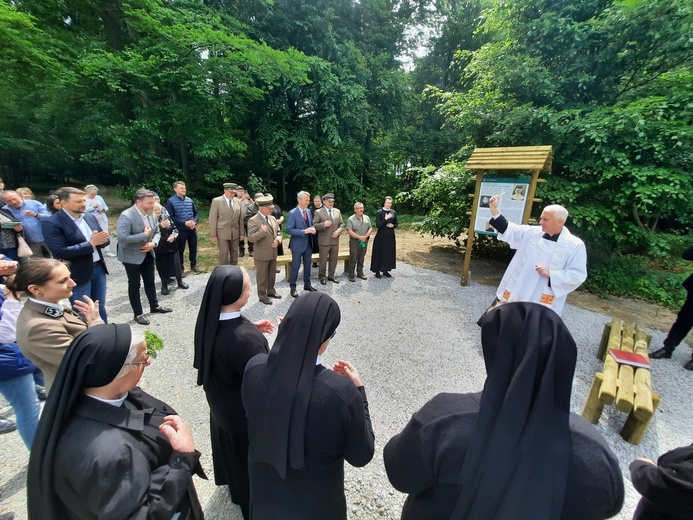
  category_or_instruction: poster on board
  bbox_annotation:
[474,178,530,235]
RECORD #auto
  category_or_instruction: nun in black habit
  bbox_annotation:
[194,265,274,519]
[241,292,375,520]
[384,302,624,520]
[370,195,398,278]
[27,324,205,520]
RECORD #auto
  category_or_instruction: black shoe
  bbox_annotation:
[684,358,693,371]
[383,272,392,278]
[304,286,318,292]
[357,274,367,280]
[328,277,340,284]
[0,418,17,434]
[134,314,150,325]
[239,252,245,257]
[161,284,169,296]
[191,266,203,273]
[178,282,189,289]
[291,290,299,298]
[260,297,273,305]
[36,385,47,401]
[375,272,381,279]
[312,262,318,268]
[151,306,173,314]
[268,293,282,299]
[649,348,673,359]
[320,279,327,285]
[349,276,355,282]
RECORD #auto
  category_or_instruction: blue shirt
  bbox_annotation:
[2,200,51,243]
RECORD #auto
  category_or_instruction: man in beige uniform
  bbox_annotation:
[313,192,344,284]
[247,196,282,304]
[209,182,245,265]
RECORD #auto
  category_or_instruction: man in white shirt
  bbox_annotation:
[42,187,111,322]
[486,196,587,315]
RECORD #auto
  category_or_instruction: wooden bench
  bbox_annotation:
[276,251,351,280]
[581,319,660,445]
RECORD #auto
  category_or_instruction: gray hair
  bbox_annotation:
[353,201,364,209]
[297,191,310,201]
[543,204,568,222]
[114,328,147,380]
[84,184,99,194]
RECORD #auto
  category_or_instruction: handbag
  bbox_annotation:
[16,235,32,257]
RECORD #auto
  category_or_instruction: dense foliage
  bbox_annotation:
[1,0,691,305]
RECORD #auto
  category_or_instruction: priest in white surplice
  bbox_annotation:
[487,195,587,315]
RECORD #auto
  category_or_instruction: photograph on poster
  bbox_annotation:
[511,184,527,201]
[474,178,530,234]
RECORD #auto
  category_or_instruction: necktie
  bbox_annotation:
[302,209,308,222]
[328,209,333,219]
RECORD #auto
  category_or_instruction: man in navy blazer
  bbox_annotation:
[286,191,318,298]
[42,187,111,322]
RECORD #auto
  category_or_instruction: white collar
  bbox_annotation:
[87,393,127,407]
[219,311,242,320]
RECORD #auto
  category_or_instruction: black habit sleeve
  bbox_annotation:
[630,444,693,519]
[342,385,376,468]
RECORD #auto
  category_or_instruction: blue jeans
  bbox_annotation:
[290,246,313,290]
[70,262,108,322]
[0,373,40,449]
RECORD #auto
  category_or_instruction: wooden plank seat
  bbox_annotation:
[276,251,351,280]
[581,318,660,445]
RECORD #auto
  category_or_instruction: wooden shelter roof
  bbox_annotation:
[465,145,552,172]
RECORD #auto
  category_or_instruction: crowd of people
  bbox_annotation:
[0,178,691,520]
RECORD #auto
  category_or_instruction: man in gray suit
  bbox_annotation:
[117,188,172,325]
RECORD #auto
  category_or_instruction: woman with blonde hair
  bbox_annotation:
[84,184,115,257]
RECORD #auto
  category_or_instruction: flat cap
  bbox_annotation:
[235,185,244,190]
[323,193,335,201]
[223,183,237,190]
[254,192,264,200]
[256,195,273,207]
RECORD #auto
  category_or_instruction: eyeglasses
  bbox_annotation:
[126,355,150,367]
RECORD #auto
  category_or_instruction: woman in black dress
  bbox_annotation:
[28,324,204,520]
[242,292,375,519]
[370,195,398,278]
[384,302,624,520]
[153,202,187,295]
[194,265,275,519]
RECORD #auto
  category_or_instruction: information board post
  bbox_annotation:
[461,171,483,286]
[459,146,553,287]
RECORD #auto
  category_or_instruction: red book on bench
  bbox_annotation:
[609,349,651,369]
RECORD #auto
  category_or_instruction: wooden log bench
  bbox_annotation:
[276,251,351,280]
[581,318,661,445]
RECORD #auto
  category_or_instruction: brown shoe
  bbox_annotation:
[268,293,282,299]
[349,276,355,282]
[291,290,299,298]
[357,274,367,280]
[328,277,340,284]
[259,297,273,305]
[304,286,318,292]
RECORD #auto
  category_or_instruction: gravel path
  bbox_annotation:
[2,253,691,519]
